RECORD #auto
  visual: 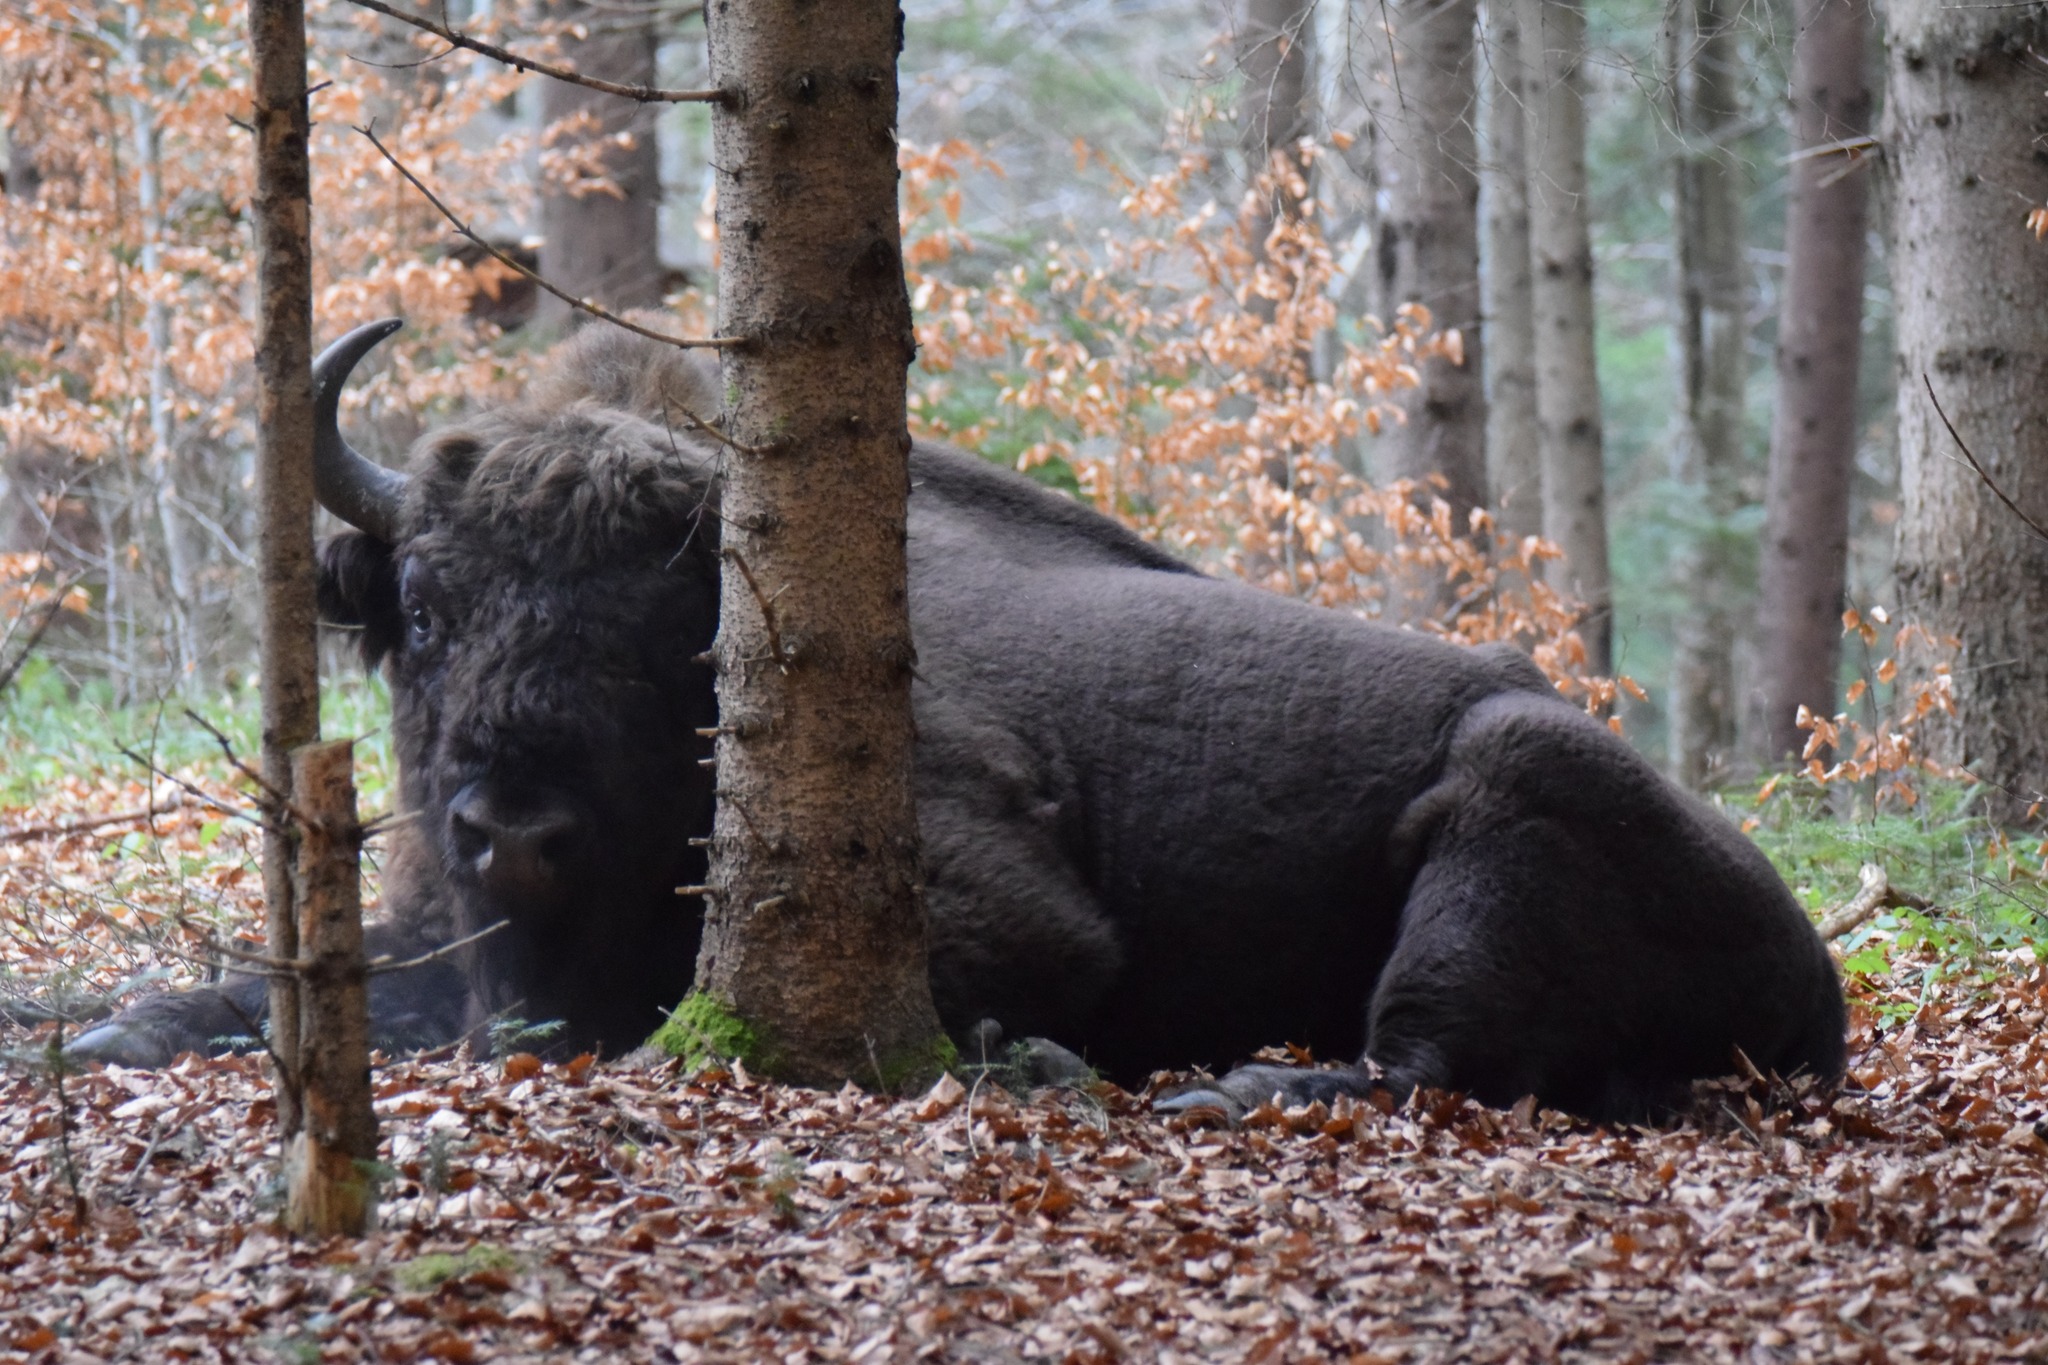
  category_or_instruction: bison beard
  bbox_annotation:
[70,320,1847,1121]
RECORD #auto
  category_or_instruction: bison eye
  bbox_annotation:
[406,601,436,643]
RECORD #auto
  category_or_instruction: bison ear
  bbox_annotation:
[318,531,403,667]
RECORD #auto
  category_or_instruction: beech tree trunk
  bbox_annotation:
[1479,0,1539,539]
[1755,0,1871,763]
[1665,0,1749,786]
[536,0,666,326]
[1364,0,1487,524]
[1887,0,2048,809]
[1239,0,1314,175]
[1519,0,1611,672]
[692,0,948,1088]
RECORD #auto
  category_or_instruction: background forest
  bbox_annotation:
[0,0,2034,784]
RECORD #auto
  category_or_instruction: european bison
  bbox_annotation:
[71,319,1845,1119]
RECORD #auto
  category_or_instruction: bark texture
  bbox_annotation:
[1755,0,1871,763]
[1365,0,1487,523]
[1887,0,2048,808]
[283,740,376,1237]
[1518,0,1610,672]
[695,0,947,1087]
[249,0,319,1139]
[1666,0,1750,786]
[536,0,666,326]
[1479,0,1540,539]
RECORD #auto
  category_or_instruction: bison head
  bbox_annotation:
[313,320,723,1052]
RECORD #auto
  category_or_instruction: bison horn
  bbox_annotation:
[313,317,408,542]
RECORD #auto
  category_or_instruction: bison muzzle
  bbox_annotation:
[71,318,1846,1120]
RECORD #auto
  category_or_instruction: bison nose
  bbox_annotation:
[447,785,582,900]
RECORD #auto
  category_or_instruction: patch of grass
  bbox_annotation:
[0,658,398,812]
[1738,778,2046,1018]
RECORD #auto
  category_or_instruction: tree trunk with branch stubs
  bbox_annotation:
[251,0,376,1235]
[1665,0,1750,788]
[1518,0,1610,674]
[689,0,948,1089]
[250,0,319,1144]
[1887,0,2048,812]
[1479,0,1539,541]
[1755,0,1870,765]
[536,0,666,326]
[1364,0,1487,526]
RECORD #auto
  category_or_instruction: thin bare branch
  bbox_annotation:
[355,125,750,368]
[0,794,186,846]
[366,919,509,975]
[342,0,727,104]
[1922,374,2048,543]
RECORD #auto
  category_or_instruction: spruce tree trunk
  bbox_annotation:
[1887,0,2048,809]
[1755,0,1870,763]
[536,0,666,326]
[252,0,376,1235]
[691,0,948,1088]
[249,0,319,1141]
[1519,0,1611,671]
[1365,0,1487,524]
[1666,0,1750,786]
[1479,0,1540,539]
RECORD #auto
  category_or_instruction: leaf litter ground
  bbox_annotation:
[3,774,2047,1363]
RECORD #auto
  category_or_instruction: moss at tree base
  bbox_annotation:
[650,991,777,1074]
[651,992,958,1094]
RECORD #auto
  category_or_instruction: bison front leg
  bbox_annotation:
[64,921,469,1068]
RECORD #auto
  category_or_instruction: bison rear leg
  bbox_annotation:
[1154,1062,1384,1120]
[1362,692,1845,1120]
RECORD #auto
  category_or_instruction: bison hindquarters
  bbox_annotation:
[1161,691,1845,1122]
[1365,692,1845,1118]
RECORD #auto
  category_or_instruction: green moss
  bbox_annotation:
[874,1031,958,1094]
[392,1244,519,1293]
[650,990,776,1072]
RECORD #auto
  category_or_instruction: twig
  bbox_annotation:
[356,124,747,360]
[113,749,267,828]
[0,794,186,845]
[342,0,727,104]
[1818,862,1934,940]
[366,919,509,975]
[1922,375,2048,543]
[0,571,82,695]
[721,549,790,669]
[182,708,296,815]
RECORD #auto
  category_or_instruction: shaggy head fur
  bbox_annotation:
[319,328,726,1053]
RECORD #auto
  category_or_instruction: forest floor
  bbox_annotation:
[2,763,2047,1363]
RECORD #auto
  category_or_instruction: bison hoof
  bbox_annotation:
[1155,1063,1379,1121]
[64,1021,182,1070]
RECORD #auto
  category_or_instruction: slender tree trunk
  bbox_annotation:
[1479,0,1539,539]
[283,740,376,1236]
[692,0,948,1088]
[1755,0,1870,763]
[1519,0,1611,672]
[1887,0,2048,810]
[1364,0,1487,524]
[1239,0,1314,175]
[1665,0,1750,786]
[249,0,319,1142]
[536,0,666,327]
